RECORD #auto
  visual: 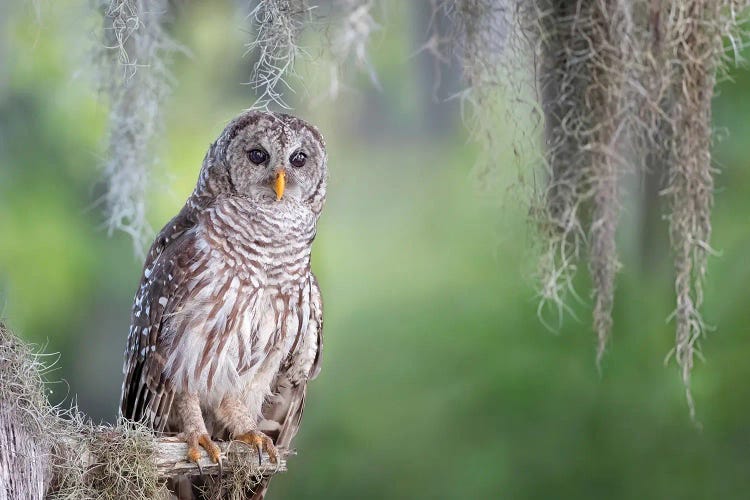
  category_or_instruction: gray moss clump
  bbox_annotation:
[50,420,161,500]
[0,323,54,436]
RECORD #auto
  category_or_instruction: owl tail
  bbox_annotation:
[167,476,200,500]
[166,474,261,500]
[248,477,272,500]
[250,378,308,499]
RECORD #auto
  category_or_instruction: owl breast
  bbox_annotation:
[163,197,317,406]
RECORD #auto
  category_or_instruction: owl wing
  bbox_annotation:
[308,274,324,381]
[120,205,199,431]
[276,274,324,444]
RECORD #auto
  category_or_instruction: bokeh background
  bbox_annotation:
[2,1,750,499]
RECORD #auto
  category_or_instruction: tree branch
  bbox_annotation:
[152,437,289,479]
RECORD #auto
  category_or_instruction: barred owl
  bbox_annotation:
[119,110,326,499]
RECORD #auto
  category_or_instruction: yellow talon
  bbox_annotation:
[187,447,201,463]
[184,432,222,475]
[235,430,279,465]
[199,434,222,464]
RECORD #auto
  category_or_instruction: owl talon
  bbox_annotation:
[234,431,278,467]
[183,432,222,475]
[198,434,222,464]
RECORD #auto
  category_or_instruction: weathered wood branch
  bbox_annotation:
[152,437,288,479]
[60,433,289,480]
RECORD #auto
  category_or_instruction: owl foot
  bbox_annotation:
[182,432,222,475]
[234,430,278,467]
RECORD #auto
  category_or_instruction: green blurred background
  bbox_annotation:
[2,2,750,499]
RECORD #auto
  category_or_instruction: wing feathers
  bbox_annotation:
[120,208,197,431]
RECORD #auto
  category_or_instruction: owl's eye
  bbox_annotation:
[290,151,307,168]
[248,149,268,165]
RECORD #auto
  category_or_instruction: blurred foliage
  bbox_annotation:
[1,1,749,499]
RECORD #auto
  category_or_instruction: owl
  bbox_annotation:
[119,110,326,499]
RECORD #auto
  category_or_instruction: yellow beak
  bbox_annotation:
[274,169,286,200]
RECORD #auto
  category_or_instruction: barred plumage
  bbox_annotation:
[119,110,327,499]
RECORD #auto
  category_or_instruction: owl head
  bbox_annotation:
[195,110,327,214]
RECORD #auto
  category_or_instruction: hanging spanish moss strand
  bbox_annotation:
[443,1,631,351]
[246,0,310,110]
[326,0,380,100]
[98,0,178,256]
[532,1,590,329]
[530,1,620,339]
[448,0,511,92]
[657,0,729,419]
[585,0,634,365]
[533,0,634,358]
[442,0,512,184]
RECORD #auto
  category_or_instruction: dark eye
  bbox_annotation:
[290,151,307,168]
[248,149,268,165]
